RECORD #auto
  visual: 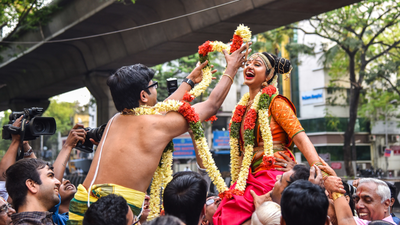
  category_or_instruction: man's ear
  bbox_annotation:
[384,198,391,209]
[25,179,38,194]
[140,90,148,103]
[280,216,286,225]
[325,216,330,225]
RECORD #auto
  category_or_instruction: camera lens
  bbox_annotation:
[33,121,45,133]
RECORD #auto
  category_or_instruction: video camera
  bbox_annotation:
[2,107,56,140]
[75,124,106,153]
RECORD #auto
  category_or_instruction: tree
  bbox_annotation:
[291,0,400,176]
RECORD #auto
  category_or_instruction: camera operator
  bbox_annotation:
[0,116,36,200]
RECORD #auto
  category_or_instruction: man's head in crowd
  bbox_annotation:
[0,197,14,225]
[5,158,60,212]
[143,215,184,225]
[59,178,76,203]
[280,180,329,225]
[355,178,391,221]
[202,192,221,225]
[164,171,207,225]
[384,181,398,215]
[107,64,157,111]
[270,164,310,204]
[83,194,134,225]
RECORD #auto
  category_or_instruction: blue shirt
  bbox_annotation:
[50,194,69,225]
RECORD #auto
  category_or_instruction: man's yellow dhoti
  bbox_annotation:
[67,183,146,225]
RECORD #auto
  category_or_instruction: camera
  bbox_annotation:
[2,107,56,140]
[166,78,178,96]
[75,124,106,153]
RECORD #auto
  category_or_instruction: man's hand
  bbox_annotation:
[10,116,23,141]
[352,178,360,188]
[222,43,252,77]
[324,176,346,197]
[64,124,86,148]
[250,190,272,210]
[309,165,323,188]
[275,152,296,172]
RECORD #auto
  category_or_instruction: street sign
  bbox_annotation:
[213,131,230,149]
[172,136,196,159]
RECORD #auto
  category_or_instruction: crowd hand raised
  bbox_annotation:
[309,165,324,188]
[274,151,296,172]
[250,190,272,210]
[10,116,23,141]
[324,176,346,197]
[223,42,252,73]
[352,178,360,188]
[64,124,86,148]
[317,156,337,177]
[186,60,208,84]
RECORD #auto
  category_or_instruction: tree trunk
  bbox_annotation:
[343,54,362,177]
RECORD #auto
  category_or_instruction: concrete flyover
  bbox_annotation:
[0,0,361,124]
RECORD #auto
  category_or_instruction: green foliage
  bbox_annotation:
[358,91,399,123]
[42,99,77,149]
[0,110,12,153]
[0,0,59,40]
[151,52,225,102]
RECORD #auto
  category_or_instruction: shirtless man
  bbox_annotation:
[68,44,249,225]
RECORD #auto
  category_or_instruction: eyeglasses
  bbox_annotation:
[206,197,220,206]
[0,203,12,214]
[147,81,158,89]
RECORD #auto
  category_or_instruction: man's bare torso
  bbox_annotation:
[82,112,186,193]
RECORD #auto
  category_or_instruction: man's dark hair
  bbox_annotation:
[287,164,310,186]
[107,64,155,111]
[83,194,129,225]
[5,158,49,212]
[384,181,398,200]
[343,181,356,216]
[281,180,328,225]
[142,215,183,225]
[163,171,207,225]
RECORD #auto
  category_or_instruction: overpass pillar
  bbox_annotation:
[84,72,117,126]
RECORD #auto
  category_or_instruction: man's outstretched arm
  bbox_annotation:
[193,44,250,121]
[53,124,86,181]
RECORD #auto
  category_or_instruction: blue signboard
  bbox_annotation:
[172,137,196,158]
[213,131,230,149]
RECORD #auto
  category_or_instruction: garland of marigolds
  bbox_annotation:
[140,24,252,220]
[229,84,279,195]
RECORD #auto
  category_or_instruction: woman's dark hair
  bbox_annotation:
[343,181,356,216]
[83,194,129,225]
[5,158,49,212]
[142,215,183,225]
[262,52,292,84]
[107,64,155,111]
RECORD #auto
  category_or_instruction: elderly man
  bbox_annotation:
[354,178,395,225]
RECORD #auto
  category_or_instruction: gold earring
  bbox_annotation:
[262,81,268,87]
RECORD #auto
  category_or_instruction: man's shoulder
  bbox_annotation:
[12,211,54,225]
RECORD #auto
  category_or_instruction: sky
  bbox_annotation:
[52,87,91,105]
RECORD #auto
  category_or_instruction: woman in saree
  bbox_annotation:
[213,52,326,225]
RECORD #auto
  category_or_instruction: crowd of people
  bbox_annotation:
[0,41,399,225]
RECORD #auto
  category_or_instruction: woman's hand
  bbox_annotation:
[274,152,296,172]
[317,156,337,177]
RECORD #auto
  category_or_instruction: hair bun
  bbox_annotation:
[274,57,292,75]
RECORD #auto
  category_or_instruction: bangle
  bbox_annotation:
[182,78,195,89]
[24,147,33,157]
[222,74,233,83]
[332,192,345,201]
